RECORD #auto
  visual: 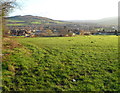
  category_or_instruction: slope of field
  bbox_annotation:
[6,15,69,26]
[2,36,119,91]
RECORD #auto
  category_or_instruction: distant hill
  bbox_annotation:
[96,17,118,25]
[66,17,118,25]
[6,15,69,26]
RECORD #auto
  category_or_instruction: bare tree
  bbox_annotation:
[0,0,17,36]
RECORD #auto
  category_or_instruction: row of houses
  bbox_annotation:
[10,29,119,37]
[9,29,79,37]
[93,30,120,35]
[8,24,119,37]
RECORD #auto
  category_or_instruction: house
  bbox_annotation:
[67,31,76,36]
[94,32,117,35]
[10,29,25,36]
[34,30,43,36]
[80,30,91,35]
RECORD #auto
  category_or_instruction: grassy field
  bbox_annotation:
[7,20,25,22]
[31,22,41,24]
[7,24,27,26]
[2,36,119,91]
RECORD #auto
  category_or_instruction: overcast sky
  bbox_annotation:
[9,0,119,20]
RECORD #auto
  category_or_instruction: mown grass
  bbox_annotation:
[7,20,25,22]
[2,36,119,91]
[31,22,41,24]
[7,24,27,26]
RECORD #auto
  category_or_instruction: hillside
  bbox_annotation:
[6,15,117,26]
[6,15,69,26]
[96,17,118,25]
[67,17,118,26]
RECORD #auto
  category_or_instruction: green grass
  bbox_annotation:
[55,21,65,24]
[2,36,119,91]
[7,24,26,26]
[31,22,41,24]
[7,20,25,22]
[6,19,67,25]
